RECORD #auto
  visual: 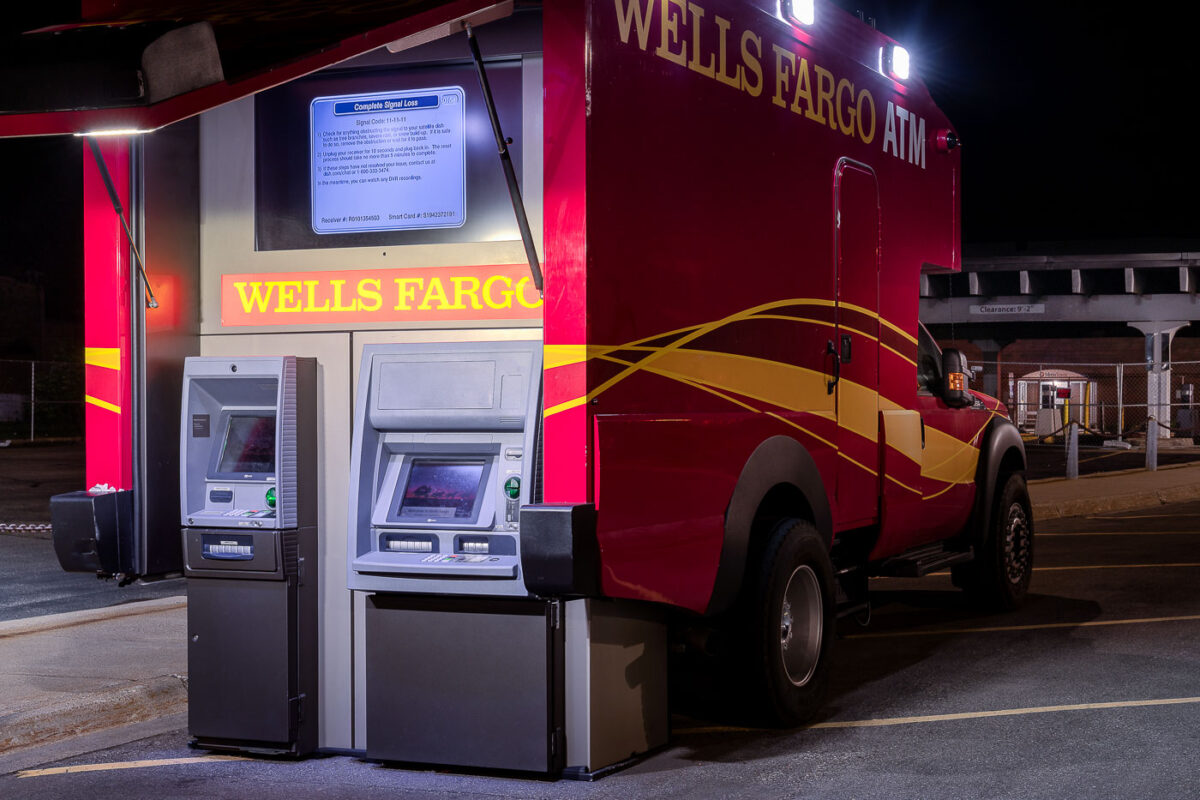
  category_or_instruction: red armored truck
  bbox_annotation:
[530,0,1033,725]
[13,0,1031,771]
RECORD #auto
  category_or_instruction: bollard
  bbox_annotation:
[1066,421,1079,480]
[1146,416,1158,472]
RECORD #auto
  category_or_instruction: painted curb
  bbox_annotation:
[1033,482,1200,520]
[0,674,188,755]
[0,597,187,640]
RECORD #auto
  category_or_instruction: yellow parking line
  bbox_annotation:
[928,562,1200,576]
[1035,562,1200,572]
[1086,514,1179,520]
[676,696,1200,735]
[18,755,249,779]
[1036,532,1195,537]
[845,613,1200,639]
[808,697,1200,730]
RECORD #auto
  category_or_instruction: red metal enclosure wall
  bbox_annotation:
[82,139,133,492]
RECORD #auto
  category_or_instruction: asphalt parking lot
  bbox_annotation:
[5,500,1199,798]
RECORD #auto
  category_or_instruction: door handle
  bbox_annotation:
[826,340,840,394]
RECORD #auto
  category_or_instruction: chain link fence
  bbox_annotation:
[0,360,84,441]
[970,359,1200,443]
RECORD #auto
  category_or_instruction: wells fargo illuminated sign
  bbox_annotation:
[220,265,542,327]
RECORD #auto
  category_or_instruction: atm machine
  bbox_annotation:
[180,356,319,756]
[348,342,667,776]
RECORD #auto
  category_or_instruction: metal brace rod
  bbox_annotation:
[85,137,158,309]
[464,21,544,293]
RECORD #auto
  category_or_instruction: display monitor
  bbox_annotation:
[255,61,524,252]
[396,459,486,521]
[214,413,277,477]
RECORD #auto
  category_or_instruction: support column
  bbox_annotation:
[1130,321,1190,439]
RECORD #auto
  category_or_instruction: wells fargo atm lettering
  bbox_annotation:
[613,0,931,167]
[221,266,541,327]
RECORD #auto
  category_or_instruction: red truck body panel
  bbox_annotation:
[543,0,994,612]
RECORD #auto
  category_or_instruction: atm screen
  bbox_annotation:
[217,414,277,475]
[398,460,485,519]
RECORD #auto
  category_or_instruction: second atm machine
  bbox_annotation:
[347,342,667,775]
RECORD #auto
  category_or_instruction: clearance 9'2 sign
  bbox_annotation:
[221,265,542,327]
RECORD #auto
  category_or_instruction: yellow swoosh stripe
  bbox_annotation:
[84,347,121,370]
[85,395,121,414]
[542,298,987,497]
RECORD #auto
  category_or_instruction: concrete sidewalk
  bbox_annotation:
[1029,461,1200,519]
[0,597,187,760]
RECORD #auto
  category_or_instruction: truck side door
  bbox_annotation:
[833,159,881,529]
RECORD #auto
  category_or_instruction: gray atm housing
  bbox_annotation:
[348,342,667,776]
[347,341,542,597]
[180,356,318,756]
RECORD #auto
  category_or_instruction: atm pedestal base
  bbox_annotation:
[185,526,318,757]
[365,595,667,776]
[366,594,564,773]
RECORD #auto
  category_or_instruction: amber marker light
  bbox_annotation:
[947,372,966,392]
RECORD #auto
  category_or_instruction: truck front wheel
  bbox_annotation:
[952,472,1034,610]
[749,518,835,727]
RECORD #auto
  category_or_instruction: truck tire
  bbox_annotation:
[748,518,835,727]
[952,472,1034,610]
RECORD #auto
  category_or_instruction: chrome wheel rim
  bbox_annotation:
[779,564,823,687]
[1003,502,1032,585]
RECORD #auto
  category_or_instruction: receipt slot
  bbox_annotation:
[180,356,318,756]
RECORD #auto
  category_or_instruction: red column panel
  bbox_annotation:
[82,139,133,491]
[541,0,591,504]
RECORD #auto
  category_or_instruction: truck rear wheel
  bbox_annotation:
[748,518,835,727]
[952,472,1034,611]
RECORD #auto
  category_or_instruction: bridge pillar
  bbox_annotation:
[1129,321,1190,438]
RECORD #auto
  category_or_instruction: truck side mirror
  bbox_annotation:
[941,348,972,408]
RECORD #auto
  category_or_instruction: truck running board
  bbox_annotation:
[877,543,975,578]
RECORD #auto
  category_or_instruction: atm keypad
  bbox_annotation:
[220,508,276,518]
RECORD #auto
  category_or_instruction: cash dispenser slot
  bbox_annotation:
[202,533,253,560]
[184,529,280,577]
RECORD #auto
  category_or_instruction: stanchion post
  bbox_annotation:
[1066,421,1079,480]
[1146,416,1158,472]
[1117,363,1124,440]
[29,361,35,441]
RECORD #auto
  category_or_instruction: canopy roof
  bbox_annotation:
[0,0,511,137]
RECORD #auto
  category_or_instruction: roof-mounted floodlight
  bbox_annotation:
[783,0,815,27]
[881,43,911,81]
[73,128,158,137]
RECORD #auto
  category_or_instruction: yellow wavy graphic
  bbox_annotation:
[546,299,989,499]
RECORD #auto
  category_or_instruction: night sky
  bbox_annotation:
[846,0,1200,246]
[1,1,1197,350]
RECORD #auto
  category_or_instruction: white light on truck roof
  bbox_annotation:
[881,43,911,81]
[784,0,815,26]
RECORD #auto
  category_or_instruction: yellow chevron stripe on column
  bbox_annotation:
[84,347,121,371]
